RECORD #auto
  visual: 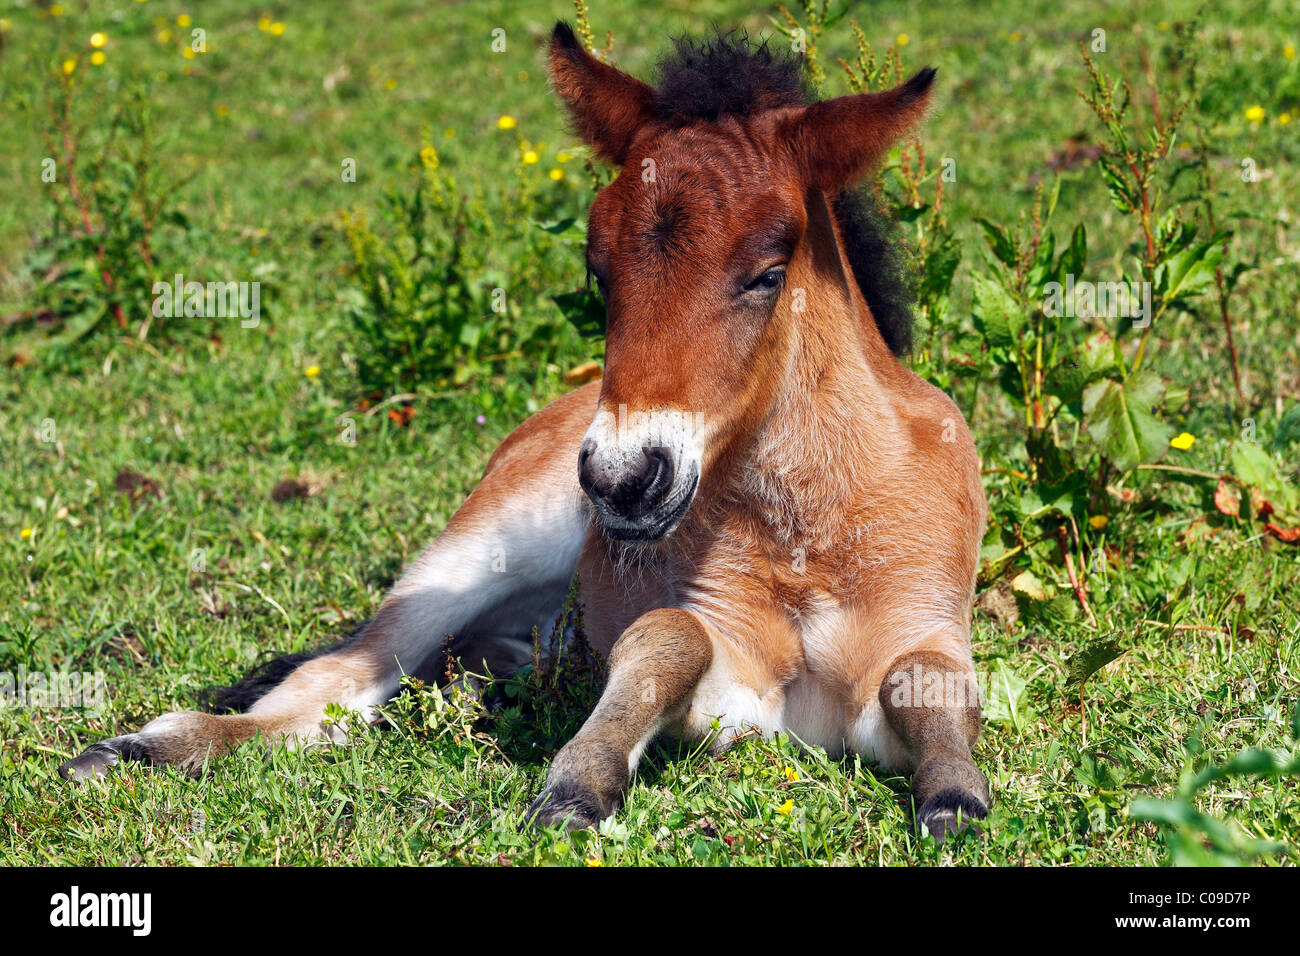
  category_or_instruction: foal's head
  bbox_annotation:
[548,23,933,542]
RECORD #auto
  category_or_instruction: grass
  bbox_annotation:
[1,0,1298,865]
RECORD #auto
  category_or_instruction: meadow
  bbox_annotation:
[0,0,1297,866]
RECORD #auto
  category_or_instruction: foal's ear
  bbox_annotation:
[784,68,937,191]
[548,21,655,165]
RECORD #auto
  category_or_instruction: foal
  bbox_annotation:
[62,24,991,841]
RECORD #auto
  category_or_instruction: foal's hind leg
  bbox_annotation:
[61,383,600,780]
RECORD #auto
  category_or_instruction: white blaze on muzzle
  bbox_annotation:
[580,404,708,538]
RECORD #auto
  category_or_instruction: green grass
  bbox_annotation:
[1,0,1298,865]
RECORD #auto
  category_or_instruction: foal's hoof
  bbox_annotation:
[525,783,612,832]
[58,741,122,781]
[916,788,988,843]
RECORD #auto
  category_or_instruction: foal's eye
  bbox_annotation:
[743,267,785,296]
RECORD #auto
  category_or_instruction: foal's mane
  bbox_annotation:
[647,32,915,357]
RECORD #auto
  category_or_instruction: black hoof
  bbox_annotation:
[58,742,122,781]
[525,783,610,831]
[916,787,988,843]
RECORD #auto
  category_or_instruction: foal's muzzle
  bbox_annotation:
[578,439,696,541]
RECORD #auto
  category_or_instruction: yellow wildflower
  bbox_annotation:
[1285,44,1295,60]
[556,151,572,163]
[1170,432,1195,451]
[305,365,321,378]
[216,103,229,116]
[783,765,798,782]
[176,14,191,27]
[420,145,438,167]
[1088,515,1108,530]
[51,4,64,16]
[1280,113,1292,125]
[1010,29,1023,42]
[897,33,910,47]
[443,127,455,138]
[585,856,603,866]
[384,78,396,90]
[522,150,539,165]
[497,115,517,130]
[548,168,564,181]
[62,58,78,75]
[90,32,108,49]
[90,51,106,66]
[20,528,33,539]
[270,22,285,36]
[258,17,272,32]
[0,19,11,33]
[1245,105,1266,123]
[776,799,794,815]
[182,47,196,60]
[156,29,172,43]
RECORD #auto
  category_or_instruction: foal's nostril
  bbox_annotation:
[579,442,676,519]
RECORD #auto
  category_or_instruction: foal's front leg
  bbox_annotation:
[879,649,990,841]
[527,608,712,829]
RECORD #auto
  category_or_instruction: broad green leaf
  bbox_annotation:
[1155,232,1229,303]
[1083,371,1170,472]
[1045,331,1118,403]
[975,218,1017,268]
[1065,638,1126,688]
[983,660,1031,730]
[971,274,1023,349]
[1055,222,1087,283]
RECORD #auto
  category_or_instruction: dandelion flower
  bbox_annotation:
[305,365,321,378]
[776,799,794,815]
[20,528,33,539]
[1170,432,1195,450]
[156,29,172,43]
[585,856,603,867]
[1245,105,1266,123]
[1281,112,1292,125]
[90,51,106,66]
[384,78,396,90]
[1088,515,1108,530]
[556,151,572,163]
[51,4,64,17]
[897,33,910,47]
[1010,29,1024,43]
[182,47,196,59]
[216,103,229,116]
[497,115,517,130]
[258,17,272,32]
[522,150,539,165]
[270,22,286,37]
[1285,43,1295,60]
[62,58,78,75]
[90,32,108,49]
[176,14,191,27]
[548,168,564,181]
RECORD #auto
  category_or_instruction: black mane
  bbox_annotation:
[648,32,915,357]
